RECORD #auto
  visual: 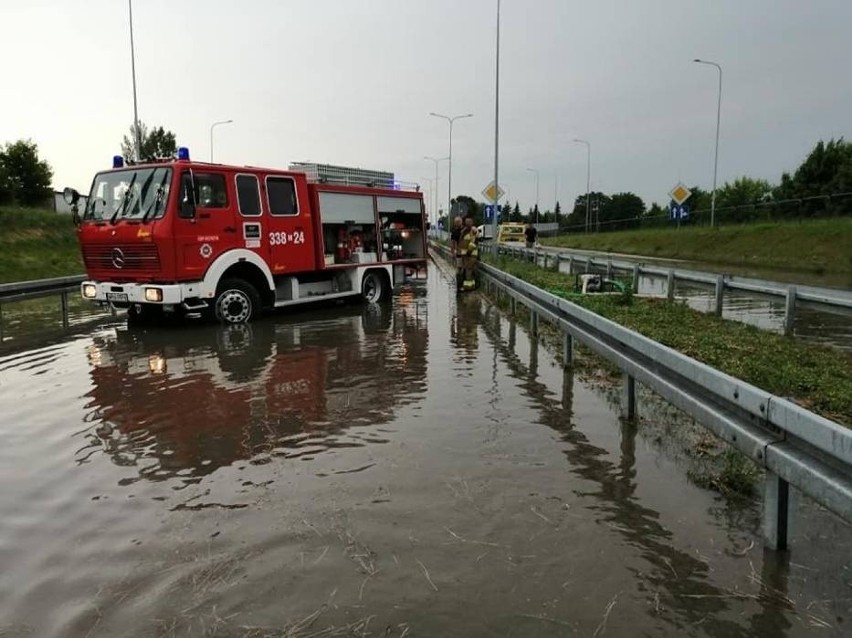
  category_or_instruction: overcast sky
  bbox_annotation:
[2,0,850,215]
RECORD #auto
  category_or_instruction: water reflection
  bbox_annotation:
[479,309,791,637]
[450,292,483,359]
[77,300,429,484]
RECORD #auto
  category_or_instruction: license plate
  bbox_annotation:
[106,292,128,303]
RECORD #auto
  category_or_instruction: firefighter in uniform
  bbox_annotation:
[458,217,479,291]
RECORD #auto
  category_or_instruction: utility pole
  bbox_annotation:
[128,0,141,161]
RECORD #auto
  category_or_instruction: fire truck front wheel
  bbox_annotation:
[214,278,261,324]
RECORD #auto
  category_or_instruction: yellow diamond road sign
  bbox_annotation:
[481,181,505,202]
[669,182,692,206]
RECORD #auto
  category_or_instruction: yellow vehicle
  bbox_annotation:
[496,222,527,245]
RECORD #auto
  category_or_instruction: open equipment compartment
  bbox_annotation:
[377,195,425,261]
[316,191,380,265]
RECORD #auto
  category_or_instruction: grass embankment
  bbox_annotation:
[486,255,852,426]
[542,217,852,276]
[0,207,83,283]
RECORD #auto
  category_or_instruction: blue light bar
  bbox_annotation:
[113,155,124,168]
[177,147,190,161]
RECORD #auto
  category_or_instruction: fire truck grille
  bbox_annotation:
[83,244,161,272]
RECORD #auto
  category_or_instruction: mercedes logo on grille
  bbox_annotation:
[111,247,126,269]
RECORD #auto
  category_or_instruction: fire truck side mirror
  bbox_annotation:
[64,187,81,225]
[63,187,80,206]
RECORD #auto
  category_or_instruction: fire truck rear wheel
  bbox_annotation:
[214,278,260,324]
[361,270,389,304]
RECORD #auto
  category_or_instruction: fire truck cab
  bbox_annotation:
[66,152,427,323]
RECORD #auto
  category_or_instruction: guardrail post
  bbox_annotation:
[715,275,725,316]
[784,286,797,337]
[622,373,637,420]
[567,255,574,274]
[509,295,516,316]
[606,259,613,279]
[60,291,70,328]
[530,309,538,338]
[543,254,549,269]
[562,331,573,368]
[763,472,793,551]
[632,264,640,294]
[586,257,592,273]
[562,368,575,412]
[666,270,675,302]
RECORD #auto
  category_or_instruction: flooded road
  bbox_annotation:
[1,265,850,637]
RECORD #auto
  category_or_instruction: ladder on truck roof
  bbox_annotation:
[289,162,416,191]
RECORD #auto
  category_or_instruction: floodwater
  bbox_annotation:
[554,260,852,352]
[1,263,850,637]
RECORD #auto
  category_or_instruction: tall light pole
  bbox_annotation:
[424,156,448,225]
[128,0,141,161]
[554,174,559,225]
[429,112,473,219]
[210,119,233,162]
[573,139,591,233]
[526,167,540,223]
[420,177,435,230]
[492,0,501,240]
[693,58,722,228]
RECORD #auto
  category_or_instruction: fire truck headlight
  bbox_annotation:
[148,354,167,375]
[144,287,163,302]
[82,284,97,299]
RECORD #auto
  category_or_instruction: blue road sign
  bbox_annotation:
[670,203,690,221]
[485,204,500,221]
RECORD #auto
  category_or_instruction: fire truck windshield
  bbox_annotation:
[84,167,172,223]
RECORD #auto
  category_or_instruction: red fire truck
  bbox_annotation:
[64,151,427,323]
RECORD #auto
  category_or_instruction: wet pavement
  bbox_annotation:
[1,263,850,637]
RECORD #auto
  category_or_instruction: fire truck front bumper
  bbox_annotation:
[81,280,208,308]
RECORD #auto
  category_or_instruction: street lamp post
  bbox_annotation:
[210,119,233,162]
[424,156,448,226]
[693,59,723,228]
[128,0,141,161]
[429,112,473,219]
[420,177,435,231]
[492,0,501,240]
[526,167,540,223]
[573,139,591,233]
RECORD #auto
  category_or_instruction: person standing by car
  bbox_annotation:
[524,222,538,249]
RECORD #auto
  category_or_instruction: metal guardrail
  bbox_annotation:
[0,275,87,333]
[495,244,852,336]
[0,274,85,302]
[433,241,851,552]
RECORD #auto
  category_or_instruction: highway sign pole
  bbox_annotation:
[491,0,501,242]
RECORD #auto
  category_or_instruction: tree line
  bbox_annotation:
[440,138,852,231]
[4,127,849,225]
